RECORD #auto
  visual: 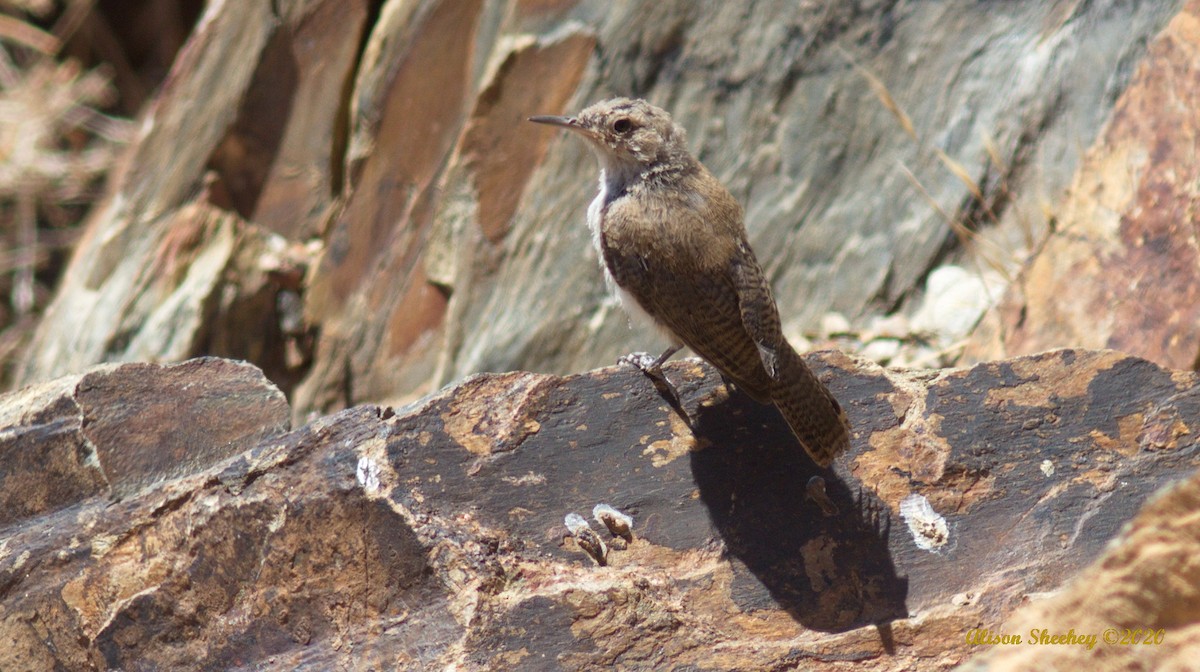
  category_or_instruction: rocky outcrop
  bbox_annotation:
[0,357,288,525]
[961,468,1200,672]
[14,0,1186,417]
[971,1,1200,370]
[7,1,1200,669]
[2,351,1197,670]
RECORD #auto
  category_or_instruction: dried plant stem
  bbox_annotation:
[13,186,35,314]
[0,13,58,54]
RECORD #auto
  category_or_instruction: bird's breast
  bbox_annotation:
[586,180,607,262]
[587,179,679,342]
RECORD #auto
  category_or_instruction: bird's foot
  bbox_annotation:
[619,347,693,430]
[618,351,666,377]
[805,476,840,517]
[618,349,678,395]
[718,372,740,397]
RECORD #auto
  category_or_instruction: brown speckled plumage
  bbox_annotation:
[531,98,849,466]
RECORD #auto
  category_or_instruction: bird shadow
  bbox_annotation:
[686,385,909,634]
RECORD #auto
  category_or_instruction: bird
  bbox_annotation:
[529,98,850,467]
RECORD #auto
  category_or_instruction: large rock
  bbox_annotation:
[2,351,1197,670]
[13,0,1186,417]
[0,357,289,526]
[970,0,1200,370]
[14,0,369,398]
[959,469,1200,672]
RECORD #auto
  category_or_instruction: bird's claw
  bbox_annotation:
[618,351,664,376]
[619,350,693,430]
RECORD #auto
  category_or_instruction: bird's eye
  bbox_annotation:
[612,118,633,134]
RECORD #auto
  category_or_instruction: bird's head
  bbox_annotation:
[529,98,690,178]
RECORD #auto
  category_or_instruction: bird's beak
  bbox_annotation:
[528,115,598,141]
[527,114,577,129]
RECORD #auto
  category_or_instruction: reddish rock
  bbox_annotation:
[972,0,1200,370]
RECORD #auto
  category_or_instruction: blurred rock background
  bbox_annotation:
[3,0,1195,412]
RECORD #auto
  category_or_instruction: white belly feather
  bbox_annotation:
[587,171,678,342]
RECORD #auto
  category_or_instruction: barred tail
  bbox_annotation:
[770,346,851,467]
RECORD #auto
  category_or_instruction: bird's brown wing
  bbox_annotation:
[600,194,776,402]
[728,239,785,379]
[729,239,851,465]
[602,190,850,465]
[653,256,779,403]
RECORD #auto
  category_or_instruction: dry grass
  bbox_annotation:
[0,1,136,386]
[837,47,1058,364]
[843,47,1021,282]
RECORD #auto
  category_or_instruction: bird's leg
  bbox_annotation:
[619,345,692,428]
[619,345,681,386]
[718,371,739,396]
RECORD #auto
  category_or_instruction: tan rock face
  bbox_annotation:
[966,469,1200,672]
[2,351,1197,670]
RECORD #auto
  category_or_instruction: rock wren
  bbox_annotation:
[529,98,850,467]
